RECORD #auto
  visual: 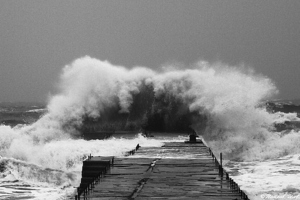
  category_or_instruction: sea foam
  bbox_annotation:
[1,56,300,199]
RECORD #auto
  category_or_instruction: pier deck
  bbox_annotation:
[78,141,247,200]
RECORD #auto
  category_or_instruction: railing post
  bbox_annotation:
[77,187,81,199]
[220,153,223,177]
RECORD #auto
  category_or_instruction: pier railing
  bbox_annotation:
[208,148,250,200]
[75,145,140,200]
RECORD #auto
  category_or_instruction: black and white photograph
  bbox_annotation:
[0,1,300,199]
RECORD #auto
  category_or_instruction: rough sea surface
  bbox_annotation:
[0,103,299,200]
[1,57,300,200]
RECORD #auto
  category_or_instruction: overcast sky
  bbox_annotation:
[0,0,299,102]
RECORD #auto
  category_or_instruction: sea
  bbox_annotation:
[1,56,300,200]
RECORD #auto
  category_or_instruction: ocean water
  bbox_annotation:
[1,105,300,200]
[1,57,300,200]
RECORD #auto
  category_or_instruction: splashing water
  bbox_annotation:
[1,56,300,199]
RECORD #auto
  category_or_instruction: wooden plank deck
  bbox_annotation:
[80,141,246,200]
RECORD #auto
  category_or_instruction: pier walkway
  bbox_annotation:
[76,141,249,200]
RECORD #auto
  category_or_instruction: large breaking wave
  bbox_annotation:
[1,56,300,175]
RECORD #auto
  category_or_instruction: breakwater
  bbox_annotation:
[75,139,249,199]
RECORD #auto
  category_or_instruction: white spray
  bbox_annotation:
[0,56,299,181]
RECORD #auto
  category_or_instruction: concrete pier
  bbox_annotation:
[75,140,249,200]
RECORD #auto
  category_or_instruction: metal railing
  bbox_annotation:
[208,148,250,200]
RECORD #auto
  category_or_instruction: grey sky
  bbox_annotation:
[0,0,299,102]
